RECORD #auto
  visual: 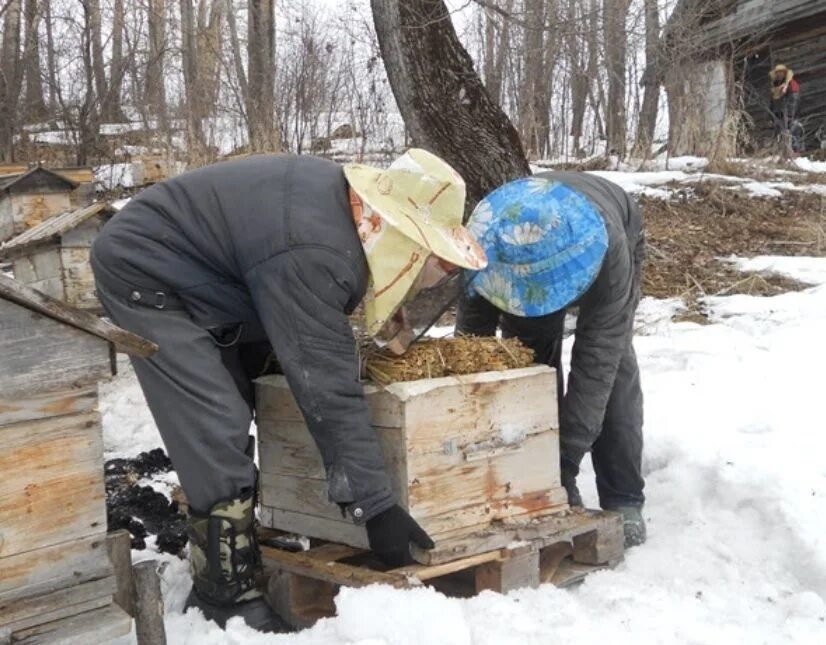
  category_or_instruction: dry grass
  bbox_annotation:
[643,185,825,294]
[361,336,535,385]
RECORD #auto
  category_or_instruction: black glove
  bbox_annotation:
[365,504,434,567]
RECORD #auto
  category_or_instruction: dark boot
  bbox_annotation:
[609,505,647,548]
[185,490,289,632]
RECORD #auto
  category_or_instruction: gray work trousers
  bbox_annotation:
[92,259,266,514]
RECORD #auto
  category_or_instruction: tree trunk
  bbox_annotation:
[44,0,58,116]
[88,0,108,119]
[103,0,126,121]
[0,0,23,161]
[603,0,630,157]
[567,0,586,155]
[633,0,660,157]
[196,0,223,109]
[247,0,277,152]
[145,0,167,122]
[482,1,512,106]
[226,0,249,122]
[371,0,529,216]
[78,1,101,165]
[180,0,204,159]
[22,0,46,120]
[518,0,544,159]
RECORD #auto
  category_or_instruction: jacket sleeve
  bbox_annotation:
[245,248,395,524]
[560,237,636,460]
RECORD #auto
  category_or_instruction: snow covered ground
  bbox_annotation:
[101,251,826,644]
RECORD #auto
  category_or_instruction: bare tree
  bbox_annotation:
[603,0,630,157]
[633,0,660,157]
[145,0,167,121]
[102,0,126,122]
[22,0,46,120]
[247,0,278,152]
[481,0,512,106]
[371,0,529,215]
[0,0,22,160]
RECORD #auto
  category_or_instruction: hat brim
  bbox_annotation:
[344,164,487,270]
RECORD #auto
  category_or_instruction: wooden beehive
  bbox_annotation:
[0,275,155,642]
[0,167,77,243]
[1,203,115,310]
[256,365,569,558]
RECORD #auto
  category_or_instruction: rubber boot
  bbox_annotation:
[610,505,647,548]
[185,489,289,632]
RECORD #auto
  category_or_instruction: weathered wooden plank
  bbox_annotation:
[133,561,167,645]
[258,422,408,506]
[260,506,369,549]
[475,549,540,594]
[261,545,407,589]
[413,509,622,565]
[0,412,106,558]
[266,571,337,630]
[60,246,98,309]
[0,386,97,426]
[106,530,135,617]
[0,534,111,600]
[11,603,131,645]
[0,576,116,632]
[0,273,157,358]
[0,299,112,398]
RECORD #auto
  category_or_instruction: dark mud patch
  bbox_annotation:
[105,448,188,556]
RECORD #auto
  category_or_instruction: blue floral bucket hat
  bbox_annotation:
[465,177,609,317]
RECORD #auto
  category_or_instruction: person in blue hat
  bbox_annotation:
[457,172,646,547]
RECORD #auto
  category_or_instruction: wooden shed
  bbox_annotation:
[0,168,78,243]
[648,0,826,154]
[0,275,156,643]
[1,203,115,310]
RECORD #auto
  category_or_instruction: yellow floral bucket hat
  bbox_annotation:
[344,149,487,335]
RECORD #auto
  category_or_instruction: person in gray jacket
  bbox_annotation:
[91,150,487,630]
[456,172,646,548]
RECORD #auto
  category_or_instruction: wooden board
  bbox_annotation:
[0,576,116,632]
[0,300,111,398]
[11,604,131,645]
[0,385,97,426]
[10,193,72,237]
[60,246,98,309]
[0,412,107,559]
[0,534,111,600]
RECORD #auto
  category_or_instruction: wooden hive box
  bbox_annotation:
[256,365,569,558]
[0,275,156,642]
[0,167,77,243]
[1,203,115,310]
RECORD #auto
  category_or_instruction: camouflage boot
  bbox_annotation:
[185,490,287,632]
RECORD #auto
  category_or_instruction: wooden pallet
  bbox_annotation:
[261,508,624,629]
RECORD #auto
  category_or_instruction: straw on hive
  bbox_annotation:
[362,336,535,385]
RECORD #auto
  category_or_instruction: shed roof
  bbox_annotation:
[1,202,114,256]
[0,273,157,357]
[0,166,78,195]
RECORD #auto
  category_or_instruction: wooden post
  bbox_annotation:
[133,560,167,645]
[106,530,135,617]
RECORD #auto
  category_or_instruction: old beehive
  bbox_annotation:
[0,274,155,641]
[256,365,569,560]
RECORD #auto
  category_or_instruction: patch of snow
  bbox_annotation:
[99,361,163,458]
[105,259,826,644]
[112,198,132,211]
[95,163,137,190]
[793,158,826,174]
[726,255,826,286]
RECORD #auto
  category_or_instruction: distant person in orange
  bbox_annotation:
[769,64,803,152]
